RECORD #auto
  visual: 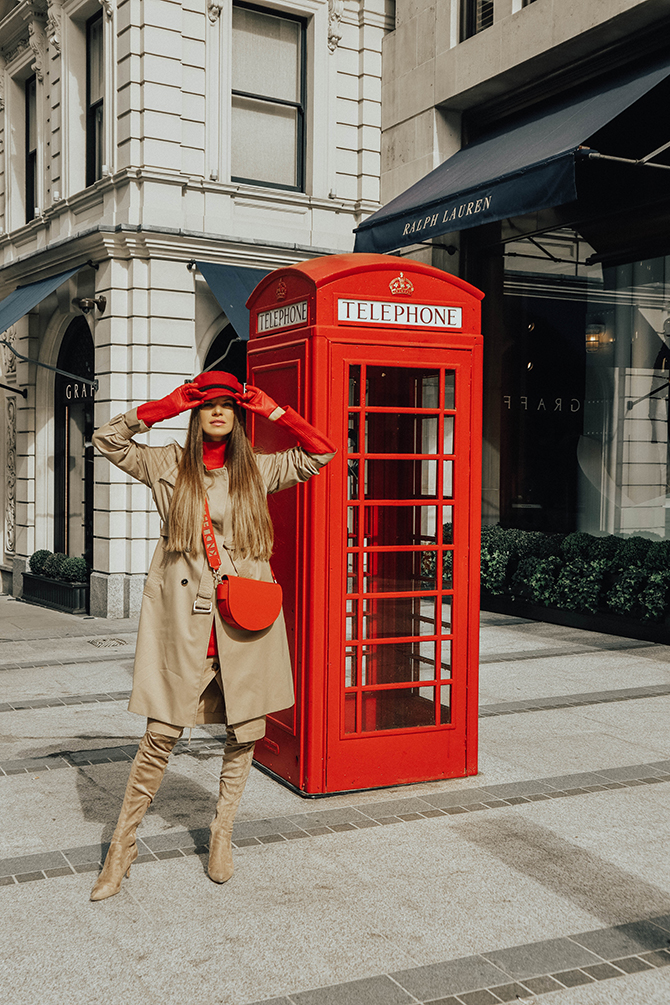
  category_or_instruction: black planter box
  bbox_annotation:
[22,572,89,615]
[481,591,670,644]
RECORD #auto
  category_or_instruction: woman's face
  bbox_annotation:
[199,396,236,441]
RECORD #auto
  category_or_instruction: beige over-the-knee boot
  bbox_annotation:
[90,731,179,901]
[208,738,255,884]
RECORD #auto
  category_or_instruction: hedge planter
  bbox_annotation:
[22,572,89,615]
[481,591,670,645]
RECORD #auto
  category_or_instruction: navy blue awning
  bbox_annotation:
[0,265,83,336]
[354,56,670,254]
[196,262,270,340]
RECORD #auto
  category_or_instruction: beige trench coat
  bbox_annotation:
[92,408,333,728]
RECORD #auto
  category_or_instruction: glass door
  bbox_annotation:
[328,347,475,789]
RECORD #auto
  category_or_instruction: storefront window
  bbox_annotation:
[502,228,670,539]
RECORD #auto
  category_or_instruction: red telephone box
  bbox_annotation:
[246,253,483,794]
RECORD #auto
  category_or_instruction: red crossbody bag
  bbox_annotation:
[202,500,283,632]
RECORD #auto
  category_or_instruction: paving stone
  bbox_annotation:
[571,920,670,959]
[16,871,46,883]
[641,950,670,967]
[457,990,503,1005]
[580,963,624,980]
[44,866,75,877]
[0,851,68,877]
[483,939,601,979]
[550,969,595,987]
[519,975,564,994]
[391,956,508,1000]
[291,975,414,1005]
[611,956,654,973]
[487,984,534,1001]
[0,876,16,885]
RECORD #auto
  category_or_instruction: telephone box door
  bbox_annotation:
[326,344,476,791]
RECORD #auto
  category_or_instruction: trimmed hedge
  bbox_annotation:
[481,527,670,622]
[28,550,89,584]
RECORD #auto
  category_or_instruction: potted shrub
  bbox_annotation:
[23,550,90,614]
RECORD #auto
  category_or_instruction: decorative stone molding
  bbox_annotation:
[98,0,114,17]
[207,1,224,22]
[3,38,29,65]
[46,0,62,53]
[28,20,47,81]
[328,0,344,52]
[2,328,16,377]
[6,397,16,556]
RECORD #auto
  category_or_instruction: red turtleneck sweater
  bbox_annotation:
[203,439,227,657]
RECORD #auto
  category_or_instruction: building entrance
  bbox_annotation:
[54,318,95,566]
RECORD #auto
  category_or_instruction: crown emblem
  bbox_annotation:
[275,279,287,301]
[389,272,414,296]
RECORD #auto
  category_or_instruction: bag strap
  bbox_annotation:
[202,499,276,584]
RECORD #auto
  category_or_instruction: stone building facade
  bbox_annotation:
[371,0,670,541]
[0,0,393,615]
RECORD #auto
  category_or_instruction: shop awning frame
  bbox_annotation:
[0,264,98,391]
[354,55,670,255]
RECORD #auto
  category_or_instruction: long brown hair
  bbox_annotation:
[166,406,274,560]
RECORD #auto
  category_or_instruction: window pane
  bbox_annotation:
[361,550,436,593]
[232,97,298,186]
[366,367,441,407]
[361,642,438,685]
[362,687,435,731]
[365,458,437,498]
[88,19,104,104]
[363,505,437,547]
[26,78,37,152]
[365,413,438,454]
[232,6,300,102]
[362,597,437,641]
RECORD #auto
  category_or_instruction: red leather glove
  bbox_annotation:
[235,384,281,419]
[275,407,337,454]
[137,383,206,428]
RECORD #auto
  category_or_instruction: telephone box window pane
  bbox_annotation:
[439,639,452,675]
[348,412,359,453]
[361,641,437,685]
[346,551,358,593]
[363,505,437,548]
[232,97,298,187]
[349,365,361,406]
[347,458,360,499]
[443,508,453,543]
[443,460,454,498]
[442,597,452,631]
[364,459,437,498]
[346,600,357,642]
[361,596,437,641]
[445,371,455,409]
[345,647,356,686]
[443,550,454,588]
[347,506,359,544]
[366,367,441,407]
[344,692,357,733]
[440,685,452,724]
[362,688,435,731]
[364,413,438,455]
[444,415,455,454]
[363,551,435,593]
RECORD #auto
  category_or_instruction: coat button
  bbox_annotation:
[181,579,188,586]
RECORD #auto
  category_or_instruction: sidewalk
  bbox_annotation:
[1,595,670,1004]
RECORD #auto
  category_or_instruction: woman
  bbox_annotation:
[90,371,335,900]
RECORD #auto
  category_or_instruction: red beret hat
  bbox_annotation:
[191,370,244,402]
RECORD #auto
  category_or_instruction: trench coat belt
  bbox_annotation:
[193,559,215,614]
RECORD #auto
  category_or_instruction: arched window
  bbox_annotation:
[54,318,95,565]
[204,322,246,382]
